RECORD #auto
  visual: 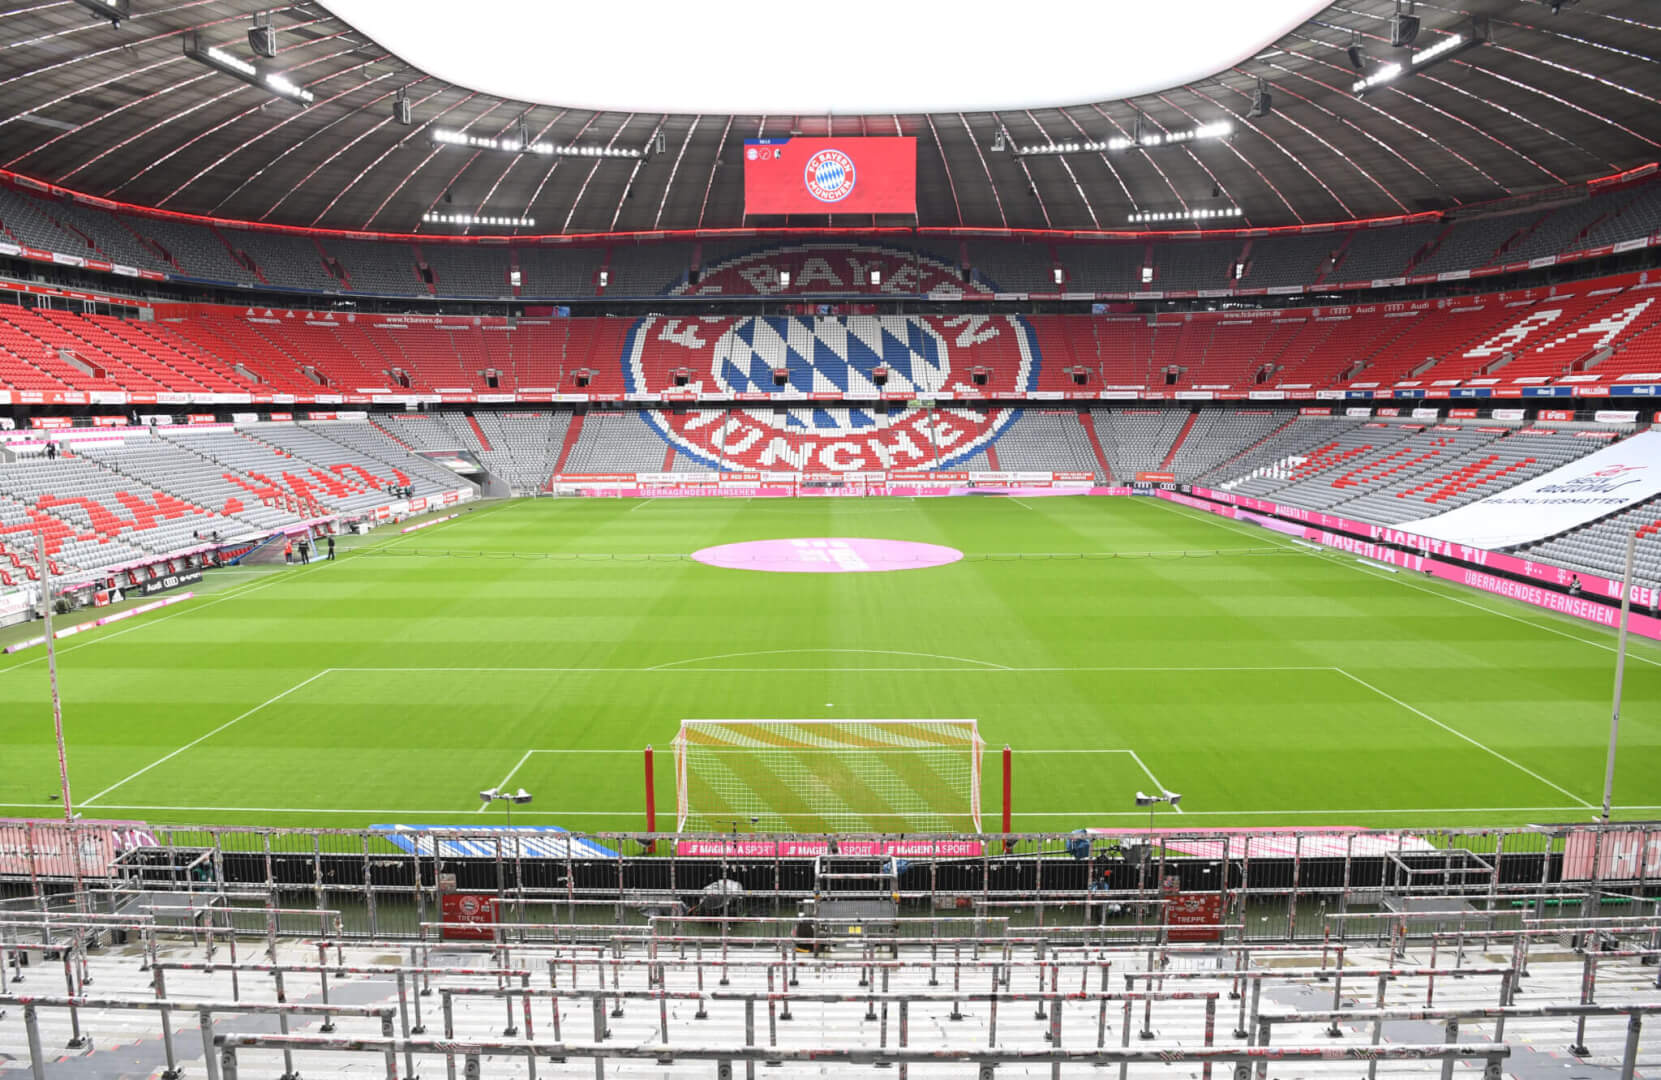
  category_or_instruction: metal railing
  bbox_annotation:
[5,820,1657,946]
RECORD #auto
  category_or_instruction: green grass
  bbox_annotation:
[1,494,1657,834]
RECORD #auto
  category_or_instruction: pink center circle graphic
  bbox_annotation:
[692,537,963,574]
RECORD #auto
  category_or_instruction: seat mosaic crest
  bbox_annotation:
[620,247,1041,473]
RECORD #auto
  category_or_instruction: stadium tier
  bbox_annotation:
[3,274,1661,405]
[5,173,1661,301]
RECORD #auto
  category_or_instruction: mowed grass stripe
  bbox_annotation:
[0,496,1651,830]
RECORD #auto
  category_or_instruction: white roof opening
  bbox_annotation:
[325,0,1329,115]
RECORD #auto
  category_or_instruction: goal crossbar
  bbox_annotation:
[672,719,984,834]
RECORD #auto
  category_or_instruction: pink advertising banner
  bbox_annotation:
[1167,489,1661,639]
[674,838,984,857]
[1188,486,1661,612]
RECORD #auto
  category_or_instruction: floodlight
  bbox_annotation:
[510,788,533,805]
[183,31,313,104]
[479,787,501,803]
[778,270,791,288]
[1353,17,1486,97]
[248,12,277,58]
[70,0,128,26]
[431,127,644,159]
[1134,792,1159,806]
[1390,3,1421,47]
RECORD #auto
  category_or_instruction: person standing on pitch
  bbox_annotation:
[283,538,293,564]
[298,536,311,564]
[326,535,336,561]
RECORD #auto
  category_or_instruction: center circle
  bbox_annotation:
[691,537,963,574]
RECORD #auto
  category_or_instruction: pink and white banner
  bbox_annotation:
[675,838,984,857]
[1169,490,1661,638]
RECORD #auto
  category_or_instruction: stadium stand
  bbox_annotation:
[1524,491,1661,585]
[73,431,299,531]
[1328,221,1441,282]
[1239,232,1342,290]
[516,245,604,296]
[608,242,694,294]
[0,455,230,560]
[562,410,678,472]
[471,411,571,491]
[1164,409,1294,479]
[322,238,425,295]
[1151,239,1235,290]
[225,228,342,293]
[1090,409,1190,479]
[994,410,1104,478]
[418,243,514,299]
[1410,214,1529,277]
[968,240,1055,291]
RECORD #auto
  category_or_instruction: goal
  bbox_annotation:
[672,719,986,833]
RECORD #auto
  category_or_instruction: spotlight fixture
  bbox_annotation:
[1015,120,1232,157]
[1352,17,1487,96]
[70,0,128,26]
[423,212,535,228]
[248,11,276,58]
[392,86,412,126]
[430,127,644,158]
[1134,790,1182,833]
[1390,1,1421,47]
[1127,207,1243,224]
[182,30,313,104]
[478,786,533,825]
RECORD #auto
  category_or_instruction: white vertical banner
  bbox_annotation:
[1395,430,1661,548]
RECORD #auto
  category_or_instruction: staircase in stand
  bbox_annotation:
[1079,413,1112,482]
[369,417,413,451]
[1158,411,1198,471]
[466,415,494,452]
[985,443,1000,470]
[549,413,585,483]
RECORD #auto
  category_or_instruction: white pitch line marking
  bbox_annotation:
[337,664,1332,673]
[476,749,537,810]
[82,669,336,805]
[3,802,1643,817]
[626,498,656,512]
[1333,666,1597,810]
[473,748,639,811]
[1125,749,1182,812]
[1152,495,1661,668]
[1015,749,1182,811]
[644,648,1015,671]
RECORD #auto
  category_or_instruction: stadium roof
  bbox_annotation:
[0,0,1657,236]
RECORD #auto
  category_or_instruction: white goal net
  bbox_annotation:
[673,719,985,833]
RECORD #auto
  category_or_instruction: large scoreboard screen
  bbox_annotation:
[743,137,917,216]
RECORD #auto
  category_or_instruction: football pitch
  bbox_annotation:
[1,494,1657,834]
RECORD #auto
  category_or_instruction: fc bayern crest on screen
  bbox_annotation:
[804,148,856,204]
[619,246,1041,473]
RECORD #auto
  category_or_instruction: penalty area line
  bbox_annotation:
[1332,666,1596,810]
[82,669,335,806]
[476,749,639,811]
